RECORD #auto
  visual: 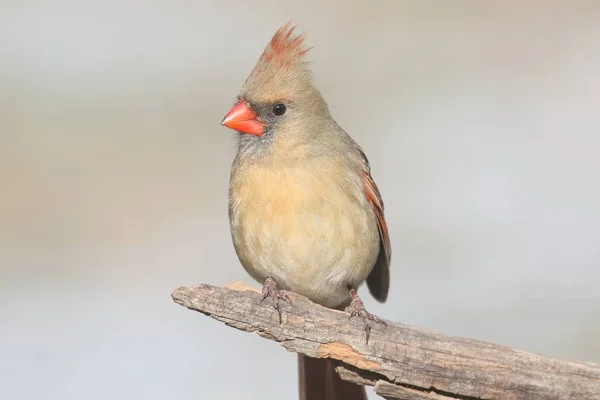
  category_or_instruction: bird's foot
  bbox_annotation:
[261,277,292,323]
[345,288,387,344]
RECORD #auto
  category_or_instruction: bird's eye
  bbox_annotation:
[272,103,287,116]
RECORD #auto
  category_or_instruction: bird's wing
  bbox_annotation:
[357,149,391,302]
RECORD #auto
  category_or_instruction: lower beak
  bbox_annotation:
[221,100,265,136]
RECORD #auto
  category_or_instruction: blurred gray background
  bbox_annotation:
[1,1,599,399]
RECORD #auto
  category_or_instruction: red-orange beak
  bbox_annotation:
[221,100,265,136]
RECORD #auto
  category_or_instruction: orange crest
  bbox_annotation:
[259,22,311,68]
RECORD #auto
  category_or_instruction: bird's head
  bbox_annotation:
[221,23,330,153]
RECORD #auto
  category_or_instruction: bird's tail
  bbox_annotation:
[298,354,367,400]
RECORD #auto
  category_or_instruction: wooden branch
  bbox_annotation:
[171,281,600,400]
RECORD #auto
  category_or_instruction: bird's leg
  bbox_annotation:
[345,286,387,344]
[260,277,292,323]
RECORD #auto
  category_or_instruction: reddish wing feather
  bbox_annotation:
[362,169,391,264]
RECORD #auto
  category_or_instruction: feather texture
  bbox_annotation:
[360,156,391,302]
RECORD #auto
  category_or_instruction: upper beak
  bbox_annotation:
[221,100,265,136]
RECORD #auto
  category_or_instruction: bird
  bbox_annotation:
[220,23,391,400]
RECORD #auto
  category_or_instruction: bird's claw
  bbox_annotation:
[261,277,291,323]
[345,289,387,344]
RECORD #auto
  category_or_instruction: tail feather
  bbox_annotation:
[298,354,367,400]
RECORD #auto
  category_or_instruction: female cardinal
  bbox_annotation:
[221,23,391,400]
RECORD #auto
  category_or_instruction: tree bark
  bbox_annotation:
[171,281,600,400]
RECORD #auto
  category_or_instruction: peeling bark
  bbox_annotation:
[172,281,600,400]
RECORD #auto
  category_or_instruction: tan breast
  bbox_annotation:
[228,156,380,307]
